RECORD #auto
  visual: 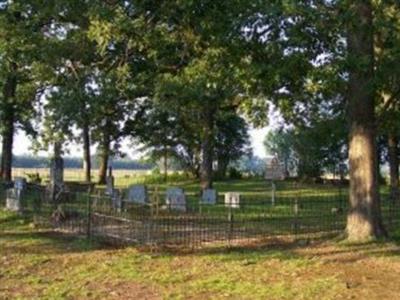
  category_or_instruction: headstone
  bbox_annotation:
[166,187,186,212]
[7,177,28,212]
[201,189,217,205]
[265,156,285,181]
[111,189,122,211]
[225,192,240,208]
[127,185,148,204]
[14,177,27,191]
[6,189,22,212]
[105,176,114,196]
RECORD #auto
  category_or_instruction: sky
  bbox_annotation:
[13,127,271,159]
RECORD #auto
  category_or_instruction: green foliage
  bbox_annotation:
[265,119,347,179]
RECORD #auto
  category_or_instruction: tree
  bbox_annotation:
[0,0,49,181]
[245,1,397,240]
[346,1,386,240]
[264,119,347,180]
[214,111,251,179]
[264,129,296,177]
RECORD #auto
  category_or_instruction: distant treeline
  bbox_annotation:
[10,155,153,170]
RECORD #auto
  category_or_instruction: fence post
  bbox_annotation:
[292,183,300,237]
[86,193,92,240]
[271,181,276,206]
[293,198,299,236]
[228,204,234,244]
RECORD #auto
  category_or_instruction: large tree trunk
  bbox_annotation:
[1,70,17,182]
[388,133,399,202]
[50,142,64,203]
[82,122,91,182]
[200,103,215,190]
[216,155,229,179]
[346,1,386,241]
[98,133,110,185]
[1,113,14,182]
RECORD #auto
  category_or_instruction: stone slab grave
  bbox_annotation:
[127,184,148,204]
[224,192,240,209]
[165,187,186,212]
[6,177,27,212]
[201,189,217,205]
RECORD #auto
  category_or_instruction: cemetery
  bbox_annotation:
[3,1,400,299]
[2,164,399,248]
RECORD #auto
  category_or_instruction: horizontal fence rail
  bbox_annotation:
[2,183,400,248]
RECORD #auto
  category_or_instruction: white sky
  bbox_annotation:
[13,127,271,159]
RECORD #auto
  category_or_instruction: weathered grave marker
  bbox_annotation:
[14,177,27,190]
[6,189,21,212]
[105,177,114,196]
[127,184,148,204]
[6,177,27,212]
[224,192,240,208]
[111,189,122,211]
[265,155,285,206]
[201,189,217,205]
[166,187,186,212]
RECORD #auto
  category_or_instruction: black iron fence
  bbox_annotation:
[3,184,400,247]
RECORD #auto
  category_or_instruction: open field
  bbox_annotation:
[11,168,153,186]
[2,207,400,300]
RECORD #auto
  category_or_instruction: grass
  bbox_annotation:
[3,179,400,299]
[0,208,340,299]
[3,208,400,300]
[12,177,398,249]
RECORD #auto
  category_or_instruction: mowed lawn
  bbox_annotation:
[3,211,400,299]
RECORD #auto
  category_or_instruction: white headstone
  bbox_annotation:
[127,185,148,204]
[201,189,217,205]
[265,156,285,181]
[14,177,27,190]
[6,189,22,212]
[225,192,240,208]
[166,188,186,212]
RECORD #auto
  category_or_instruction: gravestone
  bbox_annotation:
[224,192,240,208]
[127,185,148,204]
[14,177,27,190]
[265,156,285,181]
[201,189,217,205]
[265,156,285,206]
[166,188,186,212]
[111,189,122,211]
[105,176,114,196]
[6,177,27,212]
[6,189,21,212]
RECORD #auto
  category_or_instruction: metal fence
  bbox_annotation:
[4,184,400,248]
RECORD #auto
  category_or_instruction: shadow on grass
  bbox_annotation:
[0,230,111,255]
[3,207,400,264]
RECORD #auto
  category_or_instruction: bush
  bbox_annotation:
[228,167,242,179]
